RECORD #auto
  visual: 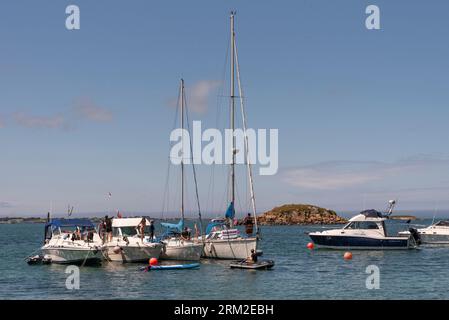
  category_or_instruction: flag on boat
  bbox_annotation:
[225,201,235,219]
[117,210,122,218]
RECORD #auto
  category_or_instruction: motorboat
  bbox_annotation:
[105,217,163,263]
[309,209,420,250]
[201,218,257,259]
[41,218,105,264]
[399,220,449,244]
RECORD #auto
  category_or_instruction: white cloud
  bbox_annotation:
[282,156,449,190]
[188,80,221,114]
[168,80,221,114]
[0,201,12,208]
[74,99,113,122]
[13,112,66,129]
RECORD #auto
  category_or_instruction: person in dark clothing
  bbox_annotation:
[246,249,258,264]
[243,213,254,236]
[181,227,191,240]
[104,215,113,242]
[149,220,155,241]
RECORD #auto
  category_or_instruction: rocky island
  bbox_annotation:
[250,204,347,226]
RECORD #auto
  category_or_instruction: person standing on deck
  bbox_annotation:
[149,220,155,241]
[104,215,113,243]
[137,218,146,243]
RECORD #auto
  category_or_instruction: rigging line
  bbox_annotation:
[161,81,182,220]
[184,88,204,237]
[234,35,259,235]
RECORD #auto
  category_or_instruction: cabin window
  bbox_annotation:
[345,221,379,230]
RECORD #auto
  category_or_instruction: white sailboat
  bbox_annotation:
[159,79,204,261]
[201,12,259,260]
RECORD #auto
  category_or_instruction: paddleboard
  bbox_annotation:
[140,263,200,271]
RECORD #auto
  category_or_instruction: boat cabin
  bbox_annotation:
[343,210,388,237]
[112,218,151,237]
[44,219,97,243]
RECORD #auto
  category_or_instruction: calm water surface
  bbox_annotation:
[1,220,448,299]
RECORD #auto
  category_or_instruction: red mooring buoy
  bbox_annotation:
[344,252,353,260]
[307,242,314,250]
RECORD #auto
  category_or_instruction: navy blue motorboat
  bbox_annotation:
[309,207,420,250]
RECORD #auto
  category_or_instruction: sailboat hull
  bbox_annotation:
[160,239,204,261]
[202,238,257,259]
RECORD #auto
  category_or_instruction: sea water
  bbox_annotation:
[1,219,448,299]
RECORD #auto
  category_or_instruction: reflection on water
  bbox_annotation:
[2,219,449,299]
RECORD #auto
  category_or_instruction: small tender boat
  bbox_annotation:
[309,205,420,250]
[41,218,105,264]
[27,255,52,265]
[140,263,200,271]
[399,220,449,244]
[230,259,275,270]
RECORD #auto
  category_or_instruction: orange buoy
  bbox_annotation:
[344,252,353,260]
[307,242,314,250]
[149,257,159,266]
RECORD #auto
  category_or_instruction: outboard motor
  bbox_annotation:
[409,228,422,246]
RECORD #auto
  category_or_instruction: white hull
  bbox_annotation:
[399,226,449,245]
[41,246,104,264]
[202,238,257,259]
[160,239,203,261]
[106,243,163,263]
[419,234,449,244]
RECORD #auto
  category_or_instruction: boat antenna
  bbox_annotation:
[385,199,396,217]
[431,200,439,225]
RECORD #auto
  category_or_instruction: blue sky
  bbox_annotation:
[1,0,449,217]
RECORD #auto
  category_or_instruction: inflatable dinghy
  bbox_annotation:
[27,255,52,265]
[140,263,200,271]
[229,259,274,270]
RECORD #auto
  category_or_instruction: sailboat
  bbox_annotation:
[201,12,259,259]
[159,79,204,261]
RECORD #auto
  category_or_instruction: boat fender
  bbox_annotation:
[113,246,122,254]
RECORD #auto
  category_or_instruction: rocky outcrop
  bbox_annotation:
[252,204,347,225]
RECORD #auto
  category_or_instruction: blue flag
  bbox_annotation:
[225,201,235,219]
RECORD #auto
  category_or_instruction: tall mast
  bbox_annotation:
[180,79,185,224]
[230,11,236,216]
